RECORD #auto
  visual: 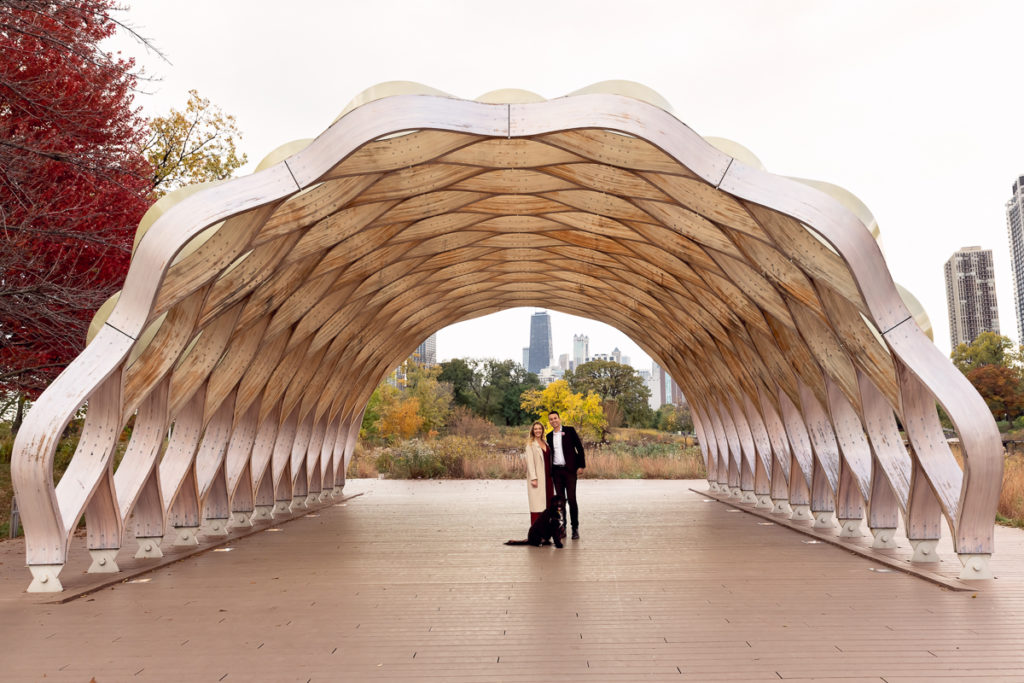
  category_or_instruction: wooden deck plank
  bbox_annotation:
[1,479,1023,680]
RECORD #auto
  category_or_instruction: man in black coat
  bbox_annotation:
[546,410,586,539]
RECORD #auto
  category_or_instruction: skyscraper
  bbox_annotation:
[572,334,589,368]
[528,311,552,374]
[944,247,999,349]
[1008,176,1024,341]
[412,333,437,367]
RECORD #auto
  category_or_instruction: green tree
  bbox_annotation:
[143,89,248,198]
[520,379,607,442]
[438,358,478,410]
[360,383,399,442]
[565,360,652,427]
[405,363,453,434]
[655,403,694,433]
[951,331,1022,374]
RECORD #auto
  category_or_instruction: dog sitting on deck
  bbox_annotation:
[505,496,564,548]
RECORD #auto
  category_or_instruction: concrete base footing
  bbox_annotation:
[230,511,254,528]
[27,565,63,593]
[729,487,742,499]
[740,490,758,504]
[291,495,308,511]
[771,499,792,515]
[304,493,319,507]
[813,511,836,529]
[790,504,812,521]
[958,553,993,580]
[87,549,120,573]
[203,518,230,536]
[173,526,200,546]
[838,519,863,538]
[134,536,164,559]
[252,505,274,521]
[272,500,292,516]
[870,528,899,548]
[910,538,940,563]
[754,494,773,509]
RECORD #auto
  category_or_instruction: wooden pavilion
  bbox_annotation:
[11,81,1002,592]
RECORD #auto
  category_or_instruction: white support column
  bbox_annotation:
[87,549,120,573]
[870,527,899,548]
[958,554,993,580]
[202,517,230,536]
[230,511,253,528]
[134,536,164,559]
[910,539,939,562]
[173,526,200,546]
[27,565,63,593]
[813,511,836,529]
[838,518,863,537]
[790,504,812,521]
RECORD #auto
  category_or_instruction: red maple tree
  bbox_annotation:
[0,0,152,406]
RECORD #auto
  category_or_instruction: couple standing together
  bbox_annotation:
[525,411,586,540]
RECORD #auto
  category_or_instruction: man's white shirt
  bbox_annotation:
[552,429,565,466]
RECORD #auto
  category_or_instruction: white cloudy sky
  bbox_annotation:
[107,0,1024,369]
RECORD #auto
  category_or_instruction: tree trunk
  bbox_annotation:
[11,393,25,434]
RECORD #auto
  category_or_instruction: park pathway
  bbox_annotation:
[1,479,1023,681]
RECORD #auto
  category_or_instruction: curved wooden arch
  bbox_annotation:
[12,90,1002,591]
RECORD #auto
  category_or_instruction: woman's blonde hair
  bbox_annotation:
[527,421,545,443]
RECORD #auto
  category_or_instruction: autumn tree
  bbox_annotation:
[520,379,606,442]
[951,331,1022,374]
[0,0,152,412]
[143,89,248,198]
[405,362,453,434]
[565,360,652,427]
[965,364,1024,422]
[950,332,1024,424]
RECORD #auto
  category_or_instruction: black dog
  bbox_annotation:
[505,496,564,548]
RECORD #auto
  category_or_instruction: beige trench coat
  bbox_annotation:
[525,439,548,513]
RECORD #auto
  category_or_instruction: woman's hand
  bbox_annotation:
[531,478,538,487]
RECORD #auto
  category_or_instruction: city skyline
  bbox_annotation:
[437,309,654,371]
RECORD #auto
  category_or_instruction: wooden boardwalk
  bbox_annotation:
[2,479,1023,682]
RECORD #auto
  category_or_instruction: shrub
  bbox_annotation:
[389,439,445,479]
[997,420,1012,432]
[446,407,498,441]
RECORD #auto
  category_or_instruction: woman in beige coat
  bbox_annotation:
[525,421,552,524]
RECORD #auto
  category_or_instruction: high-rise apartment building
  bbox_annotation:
[528,311,552,374]
[944,247,999,349]
[412,333,437,367]
[1007,176,1024,341]
[572,334,589,368]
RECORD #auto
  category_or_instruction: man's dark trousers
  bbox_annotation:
[551,465,578,532]
[547,425,586,532]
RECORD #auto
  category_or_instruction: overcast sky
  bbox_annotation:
[107,1,1024,369]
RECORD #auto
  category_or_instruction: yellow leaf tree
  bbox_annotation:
[144,89,248,197]
[377,395,423,442]
[520,379,607,442]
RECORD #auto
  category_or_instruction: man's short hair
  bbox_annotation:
[548,410,560,417]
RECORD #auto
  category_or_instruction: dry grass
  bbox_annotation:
[999,454,1024,527]
[347,429,705,481]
